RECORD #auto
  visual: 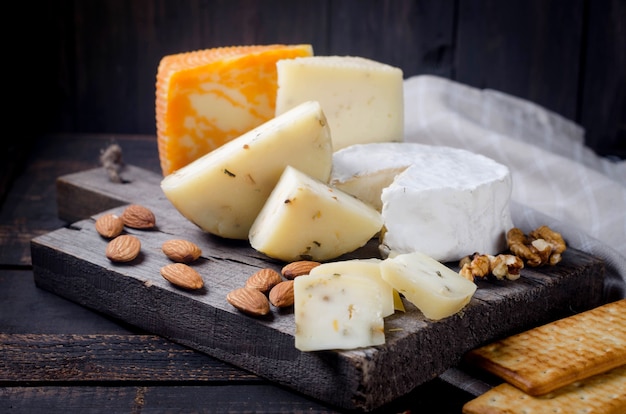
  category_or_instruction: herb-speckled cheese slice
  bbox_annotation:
[380,251,477,320]
[160,101,333,240]
[331,142,513,262]
[308,258,396,317]
[275,56,404,151]
[294,273,385,351]
[249,166,383,262]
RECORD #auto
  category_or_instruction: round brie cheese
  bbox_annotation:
[331,143,513,262]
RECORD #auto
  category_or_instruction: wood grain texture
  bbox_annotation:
[30,165,606,411]
[0,333,260,382]
[580,0,626,156]
[0,134,158,267]
[27,0,622,158]
[455,0,584,121]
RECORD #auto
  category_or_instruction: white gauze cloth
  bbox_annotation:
[403,75,626,301]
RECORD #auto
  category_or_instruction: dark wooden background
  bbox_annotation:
[11,0,626,159]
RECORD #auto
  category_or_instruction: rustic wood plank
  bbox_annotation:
[0,385,339,414]
[455,0,584,121]
[0,333,259,383]
[0,134,158,267]
[30,165,606,411]
[0,269,142,335]
[56,165,163,224]
[580,0,626,158]
[209,0,330,49]
[329,0,456,78]
[0,378,475,414]
[21,1,626,161]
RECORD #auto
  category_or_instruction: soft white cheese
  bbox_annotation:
[275,56,404,151]
[331,142,514,262]
[160,101,333,240]
[380,251,477,320]
[294,273,385,351]
[308,258,395,317]
[249,166,383,262]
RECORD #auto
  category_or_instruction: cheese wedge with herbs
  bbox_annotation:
[294,273,385,351]
[156,44,313,176]
[275,55,404,151]
[309,258,396,317]
[160,101,332,240]
[249,166,383,262]
[380,251,477,320]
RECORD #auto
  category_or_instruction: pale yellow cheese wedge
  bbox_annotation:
[294,273,385,351]
[380,251,477,320]
[249,166,383,262]
[275,56,404,151]
[309,258,395,317]
[160,101,333,240]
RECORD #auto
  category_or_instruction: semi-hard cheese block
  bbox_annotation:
[380,251,477,320]
[331,143,514,262]
[294,273,385,351]
[309,258,395,317]
[275,56,404,151]
[156,44,313,176]
[160,101,333,240]
[249,166,383,262]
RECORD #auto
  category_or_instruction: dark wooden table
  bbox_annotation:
[1,133,475,413]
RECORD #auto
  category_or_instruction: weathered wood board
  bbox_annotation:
[32,166,606,412]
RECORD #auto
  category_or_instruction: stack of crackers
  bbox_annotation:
[462,299,626,413]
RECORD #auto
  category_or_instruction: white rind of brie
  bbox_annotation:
[160,101,333,240]
[331,142,514,262]
[249,166,383,262]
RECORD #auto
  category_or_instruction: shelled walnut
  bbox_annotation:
[507,225,566,267]
[459,253,523,282]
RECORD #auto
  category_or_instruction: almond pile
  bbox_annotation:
[96,204,205,290]
[226,260,320,317]
[95,204,325,316]
[97,204,156,262]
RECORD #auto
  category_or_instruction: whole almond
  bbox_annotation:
[121,204,156,229]
[160,263,204,290]
[106,234,141,262]
[269,280,294,308]
[245,268,282,294]
[95,213,124,238]
[281,260,321,279]
[227,287,270,317]
[162,239,202,263]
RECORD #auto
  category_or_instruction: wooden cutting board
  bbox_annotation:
[31,165,606,412]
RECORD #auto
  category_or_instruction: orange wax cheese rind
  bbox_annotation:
[156,44,314,176]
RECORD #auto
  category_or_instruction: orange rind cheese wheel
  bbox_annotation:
[155,44,314,176]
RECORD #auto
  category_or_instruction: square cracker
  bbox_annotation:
[464,299,626,396]
[463,364,626,414]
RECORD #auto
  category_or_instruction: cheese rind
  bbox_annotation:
[275,56,404,151]
[294,273,385,351]
[160,101,333,240]
[309,259,395,317]
[331,143,514,262]
[249,166,383,262]
[380,251,477,320]
[156,44,314,176]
